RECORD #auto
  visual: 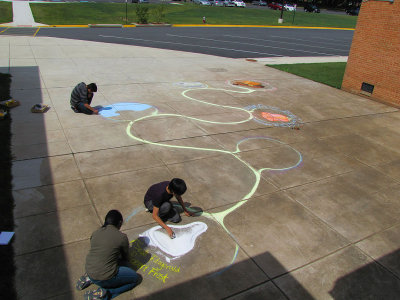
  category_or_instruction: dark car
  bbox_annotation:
[268,2,283,10]
[346,7,360,15]
[303,3,320,13]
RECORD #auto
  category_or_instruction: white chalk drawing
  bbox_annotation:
[101,80,302,275]
[139,222,208,262]
[174,82,208,89]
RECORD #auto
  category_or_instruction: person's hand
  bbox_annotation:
[93,109,99,115]
[185,210,194,217]
[166,227,175,238]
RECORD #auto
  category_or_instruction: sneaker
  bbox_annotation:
[76,273,92,291]
[84,287,107,300]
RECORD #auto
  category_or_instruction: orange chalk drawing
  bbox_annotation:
[261,112,290,122]
[232,80,264,88]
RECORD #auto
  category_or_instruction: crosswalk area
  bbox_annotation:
[0,27,40,36]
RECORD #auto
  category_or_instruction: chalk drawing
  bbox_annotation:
[245,104,301,128]
[126,206,146,222]
[232,80,264,88]
[227,79,277,92]
[105,80,303,276]
[139,222,208,262]
[132,253,181,284]
[99,102,155,118]
[174,82,207,89]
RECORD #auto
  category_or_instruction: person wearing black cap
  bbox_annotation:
[70,82,98,115]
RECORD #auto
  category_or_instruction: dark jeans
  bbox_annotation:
[90,266,139,300]
[145,201,181,223]
[75,102,93,115]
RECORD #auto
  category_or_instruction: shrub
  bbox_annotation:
[135,4,149,24]
[152,4,167,24]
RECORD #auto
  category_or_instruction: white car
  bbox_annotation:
[284,4,296,11]
[232,0,246,7]
[223,0,235,6]
[198,0,211,5]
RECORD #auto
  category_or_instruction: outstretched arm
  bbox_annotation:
[176,195,194,217]
[83,103,98,114]
[152,207,174,237]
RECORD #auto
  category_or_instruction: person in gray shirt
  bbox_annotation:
[76,210,140,299]
[70,82,98,115]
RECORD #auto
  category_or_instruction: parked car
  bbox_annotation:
[284,4,296,11]
[132,0,148,3]
[198,0,211,5]
[346,7,360,15]
[210,0,225,6]
[268,2,283,10]
[223,0,236,6]
[303,3,320,13]
[232,0,246,7]
[252,0,267,6]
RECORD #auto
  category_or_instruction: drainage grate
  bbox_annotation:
[0,28,39,36]
[361,82,374,94]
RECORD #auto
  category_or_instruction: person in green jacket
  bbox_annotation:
[76,210,140,299]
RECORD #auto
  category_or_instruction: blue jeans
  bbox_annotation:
[76,102,93,115]
[90,266,139,299]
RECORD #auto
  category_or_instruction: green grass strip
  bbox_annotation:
[0,72,16,300]
[30,3,357,28]
[0,1,13,24]
[267,62,347,89]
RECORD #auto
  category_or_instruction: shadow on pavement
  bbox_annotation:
[140,251,314,300]
[0,65,71,299]
[330,249,400,300]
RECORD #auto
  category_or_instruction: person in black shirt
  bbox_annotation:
[144,178,194,238]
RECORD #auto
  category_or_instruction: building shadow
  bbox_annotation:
[0,65,70,300]
[137,250,314,300]
[330,249,400,300]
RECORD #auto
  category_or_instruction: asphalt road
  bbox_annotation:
[36,27,353,58]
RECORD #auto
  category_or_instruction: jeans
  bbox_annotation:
[145,201,181,223]
[76,102,93,115]
[90,266,139,299]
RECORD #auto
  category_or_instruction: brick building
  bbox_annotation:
[342,1,400,107]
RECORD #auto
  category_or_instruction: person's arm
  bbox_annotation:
[83,103,98,114]
[176,195,194,217]
[120,235,130,261]
[152,206,174,238]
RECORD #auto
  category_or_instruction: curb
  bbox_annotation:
[133,23,172,27]
[0,24,355,30]
[88,24,123,28]
[171,24,355,30]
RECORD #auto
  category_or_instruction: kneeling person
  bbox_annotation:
[76,210,140,300]
[144,178,193,238]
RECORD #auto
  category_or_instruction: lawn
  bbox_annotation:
[0,1,12,24]
[267,62,347,88]
[0,72,16,300]
[30,3,357,28]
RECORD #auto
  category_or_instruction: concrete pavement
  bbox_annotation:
[1,33,400,300]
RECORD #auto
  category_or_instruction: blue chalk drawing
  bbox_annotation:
[126,206,146,222]
[99,102,154,118]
